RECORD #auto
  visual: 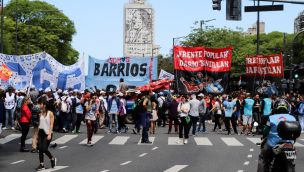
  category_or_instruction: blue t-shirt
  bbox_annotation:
[267,114,296,148]
[263,98,272,116]
[110,100,118,114]
[223,100,236,117]
[244,98,254,116]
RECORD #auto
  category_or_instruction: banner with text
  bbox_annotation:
[174,46,233,94]
[86,56,158,90]
[0,52,85,90]
[246,54,284,77]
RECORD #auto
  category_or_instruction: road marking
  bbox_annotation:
[168,137,183,145]
[250,148,254,152]
[237,170,244,172]
[244,161,250,165]
[25,138,32,144]
[221,137,244,146]
[59,146,68,149]
[100,170,109,172]
[120,161,132,166]
[152,146,158,150]
[164,165,188,172]
[109,136,130,145]
[0,134,21,144]
[40,166,69,172]
[10,160,25,165]
[295,142,304,147]
[247,137,261,145]
[194,137,213,146]
[79,135,104,145]
[138,137,155,145]
[51,135,78,145]
[247,154,253,158]
[139,153,148,157]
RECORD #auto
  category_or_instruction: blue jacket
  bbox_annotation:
[107,96,120,113]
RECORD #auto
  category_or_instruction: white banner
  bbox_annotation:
[159,69,174,80]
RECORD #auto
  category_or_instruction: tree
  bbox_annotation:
[3,0,79,65]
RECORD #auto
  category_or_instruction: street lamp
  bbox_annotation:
[199,18,216,32]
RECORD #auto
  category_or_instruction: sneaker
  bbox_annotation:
[11,127,15,130]
[36,164,45,171]
[76,130,81,133]
[31,149,38,153]
[72,130,76,134]
[20,148,30,152]
[184,139,188,144]
[141,140,152,144]
[51,157,57,168]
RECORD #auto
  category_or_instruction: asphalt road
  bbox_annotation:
[1,123,304,172]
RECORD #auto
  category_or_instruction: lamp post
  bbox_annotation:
[199,18,216,32]
[15,0,18,55]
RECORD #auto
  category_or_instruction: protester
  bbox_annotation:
[189,94,200,136]
[72,91,83,133]
[4,87,16,130]
[223,96,238,135]
[197,93,207,133]
[177,95,190,144]
[98,90,107,129]
[84,94,98,146]
[167,95,179,134]
[118,92,128,133]
[107,92,120,133]
[19,97,32,152]
[242,93,255,135]
[31,99,41,153]
[0,88,4,134]
[211,96,222,132]
[36,98,56,171]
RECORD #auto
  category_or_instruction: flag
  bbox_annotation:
[0,64,13,81]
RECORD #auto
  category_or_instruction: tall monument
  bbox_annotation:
[124,0,159,57]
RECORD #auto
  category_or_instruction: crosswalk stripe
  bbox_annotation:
[164,165,188,172]
[0,134,21,144]
[109,136,130,145]
[51,135,78,145]
[79,135,104,145]
[168,137,183,145]
[138,137,155,145]
[247,137,261,145]
[294,142,304,147]
[221,137,244,146]
[40,166,69,172]
[194,137,213,146]
[10,160,25,165]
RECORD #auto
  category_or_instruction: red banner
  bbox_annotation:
[137,79,173,91]
[0,64,13,81]
[174,46,233,72]
[246,54,284,77]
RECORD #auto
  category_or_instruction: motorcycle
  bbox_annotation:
[268,121,301,172]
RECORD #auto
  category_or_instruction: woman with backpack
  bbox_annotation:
[20,97,32,152]
[118,93,128,133]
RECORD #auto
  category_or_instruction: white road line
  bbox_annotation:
[295,142,304,147]
[244,161,250,166]
[59,146,68,149]
[152,146,158,150]
[247,137,261,145]
[120,161,132,166]
[100,170,109,172]
[221,137,244,146]
[25,138,32,144]
[51,135,78,144]
[109,136,129,145]
[164,165,189,172]
[168,137,183,145]
[194,137,213,146]
[139,153,148,157]
[0,134,21,144]
[138,137,155,145]
[79,135,104,145]
[40,166,69,172]
[247,154,253,158]
[10,160,25,165]
[237,170,244,172]
[250,148,254,152]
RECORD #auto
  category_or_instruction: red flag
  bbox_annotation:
[0,64,13,81]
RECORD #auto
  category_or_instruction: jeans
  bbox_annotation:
[168,116,179,133]
[109,113,118,132]
[38,129,53,163]
[197,114,206,132]
[142,126,149,142]
[20,122,30,149]
[72,113,83,131]
[5,109,14,128]
[224,117,238,134]
[179,117,190,139]
[190,116,199,135]
[32,126,39,149]
[299,115,304,133]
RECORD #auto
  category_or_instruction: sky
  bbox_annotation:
[24,0,304,59]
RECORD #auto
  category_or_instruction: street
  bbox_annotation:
[1,124,304,172]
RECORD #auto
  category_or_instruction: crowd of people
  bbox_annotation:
[1,84,304,169]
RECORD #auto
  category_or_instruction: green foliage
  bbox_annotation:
[2,0,79,65]
[158,54,174,75]
[180,26,295,74]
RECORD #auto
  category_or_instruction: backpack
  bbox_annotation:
[297,102,304,116]
[60,97,68,113]
[71,97,77,113]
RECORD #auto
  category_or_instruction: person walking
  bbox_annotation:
[4,87,16,130]
[72,92,84,133]
[197,93,207,133]
[84,95,98,146]
[139,91,155,143]
[36,98,56,171]
[189,94,200,136]
[118,93,128,133]
[211,97,222,132]
[177,96,190,144]
[31,100,41,153]
[223,96,238,135]
[107,92,120,133]
[242,93,255,135]
[19,97,32,152]
[167,96,179,134]
[98,91,107,129]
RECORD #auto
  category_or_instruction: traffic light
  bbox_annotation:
[226,0,242,21]
[293,65,300,79]
[212,0,222,11]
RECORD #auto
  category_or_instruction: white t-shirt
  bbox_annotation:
[214,101,222,115]
[189,98,200,117]
[5,93,15,110]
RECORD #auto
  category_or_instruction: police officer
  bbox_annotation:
[257,99,297,172]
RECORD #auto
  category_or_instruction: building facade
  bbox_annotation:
[247,22,265,35]
[123,0,159,57]
[294,11,304,33]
